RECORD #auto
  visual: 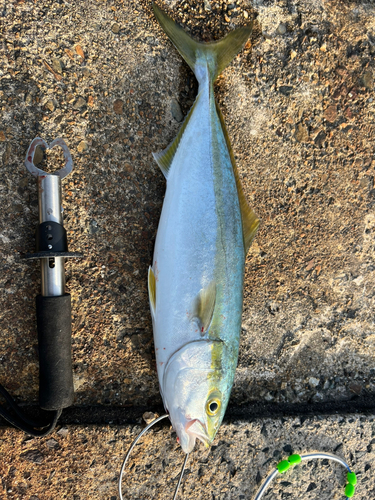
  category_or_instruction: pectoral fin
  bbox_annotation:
[191,281,216,334]
[148,266,156,319]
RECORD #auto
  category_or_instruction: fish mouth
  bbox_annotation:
[184,419,210,446]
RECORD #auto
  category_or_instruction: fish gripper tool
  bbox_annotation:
[0,137,82,436]
[24,137,83,412]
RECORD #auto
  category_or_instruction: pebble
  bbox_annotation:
[11,203,23,213]
[314,129,327,147]
[66,93,75,104]
[309,377,320,387]
[113,99,124,115]
[305,259,315,271]
[20,449,44,464]
[294,122,309,142]
[277,23,287,35]
[73,97,86,109]
[203,0,211,11]
[45,99,55,112]
[57,427,69,437]
[171,98,183,122]
[324,105,337,123]
[111,22,120,34]
[142,411,159,424]
[349,382,362,395]
[77,140,89,153]
[33,146,44,164]
[89,220,99,234]
[362,70,373,89]
[46,439,59,449]
[75,45,85,59]
[52,58,62,74]
[344,107,353,120]
[279,86,293,96]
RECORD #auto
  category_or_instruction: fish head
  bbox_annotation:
[162,340,230,454]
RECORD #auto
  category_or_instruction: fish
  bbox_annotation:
[148,3,259,454]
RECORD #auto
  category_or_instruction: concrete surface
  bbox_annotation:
[0,0,375,498]
[1,414,375,499]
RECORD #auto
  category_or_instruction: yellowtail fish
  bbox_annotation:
[148,3,259,454]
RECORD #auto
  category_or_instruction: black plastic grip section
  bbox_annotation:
[36,294,74,410]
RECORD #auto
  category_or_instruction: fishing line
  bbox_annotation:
[119,415,357,500]
[118,414,190,500]
[254,452,357,500]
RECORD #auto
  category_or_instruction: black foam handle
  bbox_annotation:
[36,294,74,410]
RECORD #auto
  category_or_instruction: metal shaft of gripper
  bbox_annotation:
[38,174,65,296]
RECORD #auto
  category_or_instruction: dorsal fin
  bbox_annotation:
[148,266,156,319]
[190,281,216,334]
[152,96,199,178]
[215,102,260,254]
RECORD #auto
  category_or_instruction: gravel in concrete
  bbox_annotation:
[1,414,374,499]
[1,0,374,410]
[0,0,375,497]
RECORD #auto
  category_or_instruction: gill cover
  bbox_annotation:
[162,340,226,453]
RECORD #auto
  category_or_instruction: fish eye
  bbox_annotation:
[206,398,221,416]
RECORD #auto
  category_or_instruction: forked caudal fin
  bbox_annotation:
[153,2,253,83]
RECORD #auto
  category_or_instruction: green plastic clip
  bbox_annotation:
[345,483,355,498]
[288,454,302,465]
[277,454,302,473]
[347,472,357,486]
[277,460,291,473]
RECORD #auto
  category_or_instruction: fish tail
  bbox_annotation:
[153,3,252,83]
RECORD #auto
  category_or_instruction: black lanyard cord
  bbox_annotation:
[0,383,62,437]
